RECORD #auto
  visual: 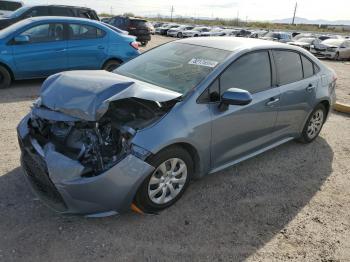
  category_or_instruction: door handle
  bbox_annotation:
[266,97,280,106]
[306,84,315,92]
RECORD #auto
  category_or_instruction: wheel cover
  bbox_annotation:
[307,109,324,139]
[148,158,187,205]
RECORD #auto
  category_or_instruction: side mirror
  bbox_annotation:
[14,35,30,44]
[219,88,252,111]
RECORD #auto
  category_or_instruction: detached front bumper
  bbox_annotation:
[17,116,154,217]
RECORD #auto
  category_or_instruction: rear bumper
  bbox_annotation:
[17,115,154,217]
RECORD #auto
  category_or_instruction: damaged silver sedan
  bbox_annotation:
[18,38,335,216]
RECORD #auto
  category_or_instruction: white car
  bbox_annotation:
[0,0,22,17]
[167,25,194,38]
[201,27,226,37]
[182,26,211,37]
[312,39,350,60]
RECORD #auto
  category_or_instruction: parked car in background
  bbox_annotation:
[312,39,350,60]
[155,23,179,35]
[249,30,268,38]
[0,17,140,88]
[100,17,111,23]
[152,22,165,28]
[107,16,151,46]
[201,27,225,37]
[0,5,100,29]
[182,26,210,37]
[288,37,322,51]
[261,31,291,43]
[146,22,155,34]
[236,29,251,37]
[167,25,194,38]
[0,0,22,17]
[293,33,316,41]
[17,37,336,216]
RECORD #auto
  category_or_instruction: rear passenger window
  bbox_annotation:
[51,7,73,16]
[301,55,314,78]
[220,51,272,94]
[274,50,303,85]
[68,24,105,40]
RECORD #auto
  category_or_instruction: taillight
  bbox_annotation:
[130,41,139,50]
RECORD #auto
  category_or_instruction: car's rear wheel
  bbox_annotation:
[298,104,326,143]
[0,65,11,89]
[334,52,340,61]
[177,32,183,38]
[134,146,193,213]
[102,59,122,72]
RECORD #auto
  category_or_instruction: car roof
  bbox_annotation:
[176,37,291,52]
[27,16,99,24]
[23,5,95,11]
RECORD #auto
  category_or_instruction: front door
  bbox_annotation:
[12,23,67,79]
[210,51,280,170]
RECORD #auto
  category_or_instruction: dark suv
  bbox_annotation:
[108,16,151,46]
[0,5,99,30]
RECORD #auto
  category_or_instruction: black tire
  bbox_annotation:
[102,59,122,72]
[0,65,11,89]
[334,52,340,61]
[134,146,193,213]
[177,32,183,38]
[193,34,198,37]
[297,104,326,144]
[141,41,148,46]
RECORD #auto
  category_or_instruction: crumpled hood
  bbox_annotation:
[37,70,181,121]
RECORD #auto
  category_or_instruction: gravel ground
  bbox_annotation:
[0,35,349,262]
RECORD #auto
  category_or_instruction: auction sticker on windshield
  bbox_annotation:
[188,58,218,68]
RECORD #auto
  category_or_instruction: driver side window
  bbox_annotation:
[19,23,64,43]
[220,51,272,94]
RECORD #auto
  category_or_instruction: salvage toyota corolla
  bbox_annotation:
[17,37,336,216]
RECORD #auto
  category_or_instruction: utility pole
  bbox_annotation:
[236,10,239,26]
[170,6,174,21]
[110,6,114,16]
[292,2,297,25]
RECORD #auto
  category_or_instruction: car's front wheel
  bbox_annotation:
[298,104,326,143]
[0,65,11,89]
[102,59,122,72]
[134,146,193,213]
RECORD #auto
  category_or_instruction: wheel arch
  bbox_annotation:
[0,61,14,80]
[101,57,123,69]
[150,142,201,180]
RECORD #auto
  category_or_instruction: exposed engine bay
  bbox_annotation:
[28,98,178,176]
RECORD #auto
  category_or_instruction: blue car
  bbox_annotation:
[0,16,140,88]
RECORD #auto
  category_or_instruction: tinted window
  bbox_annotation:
[68,24,105,40]
[50,7,73,16]
[130,19,147,27]
[220,51,272,94]
[301,55,314,78]
[0,1,22,11]
[19,23,64,43]
[273,50,303,85]
[26,7,49,17]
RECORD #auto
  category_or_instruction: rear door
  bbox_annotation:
[12,22,67,78]
[66,23,108,70]
[272,50,319,137]
[210,51,280,169]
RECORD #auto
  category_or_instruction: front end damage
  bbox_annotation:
[17,71,181,216]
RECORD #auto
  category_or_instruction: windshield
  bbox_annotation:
[115,42,231,94]
[6,5,29,18]
[0,1,22,11]
[323,39,344,46]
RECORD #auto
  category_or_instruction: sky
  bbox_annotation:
[27,0,350,21]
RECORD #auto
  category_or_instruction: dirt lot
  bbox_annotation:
[0,35,349,262]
